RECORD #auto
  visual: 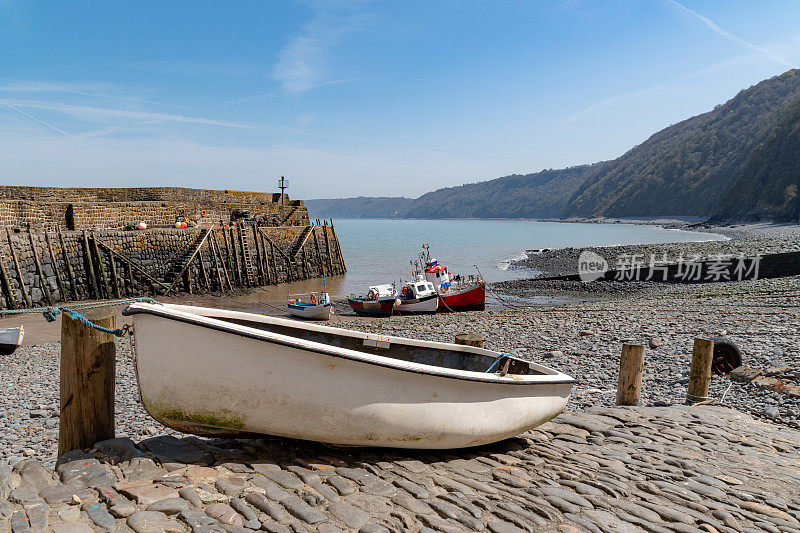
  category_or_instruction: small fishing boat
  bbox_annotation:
[395,276,438,314]
[123,302,574,448]
[287,292,333,320]
[0,326,23,355]
[420,246,486,312]
[347,284,397,317]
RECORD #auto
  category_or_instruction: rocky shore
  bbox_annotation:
[1,405,799,533]
[508,223,800,279]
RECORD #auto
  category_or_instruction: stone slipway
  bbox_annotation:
[1,406,799,532]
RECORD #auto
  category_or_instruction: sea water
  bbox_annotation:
[328,219,724,297]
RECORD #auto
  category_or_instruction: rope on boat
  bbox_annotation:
[0,297,161,337]
[485,354,510,373]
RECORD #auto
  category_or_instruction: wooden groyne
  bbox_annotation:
[0,220,346,309]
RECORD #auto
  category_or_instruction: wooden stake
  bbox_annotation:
[616,344,645,406]
[197,244,210,291]
[81,231,98,299]
[58,228,78,300]
[90,233,111,299]
[6,229,31,307]
[312,227,324,277]
[322,222,333,274]
[221,227,234,275]
[45,232,66,301]
[124,261,134,296]
[107,250,121,299]
[687,338,715,404]
[210,236,232,291]
[28,231,52,305]
[58,308,116,457]
[330,224,346,274]
[208,234,226,291]
[228,228,242,287]
[267,237,279,284]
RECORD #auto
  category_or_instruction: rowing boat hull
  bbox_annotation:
[288,302,333,320]
[126,304,572,448]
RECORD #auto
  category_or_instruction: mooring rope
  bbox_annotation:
[485,354,510,373]
[0,297,161,336]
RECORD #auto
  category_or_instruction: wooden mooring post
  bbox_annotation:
[454,332,485,348]
[687,338,715,404]
[616,343,645,406]
[58,308,116,457]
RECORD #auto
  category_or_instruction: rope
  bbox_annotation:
[0,297,161,337]
[485,354,510,373]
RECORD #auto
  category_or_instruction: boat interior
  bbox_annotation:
[173,306,541,376]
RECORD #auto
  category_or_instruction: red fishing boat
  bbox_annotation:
[347,284,398,317]
[419,246,486,312]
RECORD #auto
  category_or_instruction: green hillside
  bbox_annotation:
[566,70,800,217]
[716,95,800,222]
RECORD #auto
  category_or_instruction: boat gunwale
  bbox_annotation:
[124,303,575,386]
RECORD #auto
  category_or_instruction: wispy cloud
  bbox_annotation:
[273,2,371,93]
[0,98,251,129]
[2,102,70,135]
[665,0,798,68]
[0,77,194,110]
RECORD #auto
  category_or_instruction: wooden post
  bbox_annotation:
[124,261,134,296]
[257,231,270,284]
[687,338,715,404]
[197,245,210,291]
[312,227,324,277]
[7,229,31,307]
[27,231,53,305]
[58,308,116,457]
[210,236,231,291]
[208,235,226,291]
[454,332,485,348]
[45,232,66,301]
[107,250,122,299]
[267,237,279,284]
[228,228,242,287]
[81,231,98,299]
[616,344,645,406]
[322,222,333,274]
[90,233,111,299]
[58,228,79,300]
[330,224,346,274]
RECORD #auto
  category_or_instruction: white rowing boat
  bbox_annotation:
[287,292,333,320]
[123,302,574,449]
[0,326,23,355]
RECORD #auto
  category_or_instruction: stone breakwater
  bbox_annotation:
[0,406,798,533]
[0,224,345,310]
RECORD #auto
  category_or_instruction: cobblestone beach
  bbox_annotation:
[2,404,799,532]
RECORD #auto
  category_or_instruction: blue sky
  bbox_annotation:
[1,1,799,199]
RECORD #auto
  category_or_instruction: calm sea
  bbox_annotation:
[311,219,725,298]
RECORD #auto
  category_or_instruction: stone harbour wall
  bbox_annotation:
[0,187,309,231]
[0,223,345,309]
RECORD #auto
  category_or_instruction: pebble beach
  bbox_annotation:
[1,222,799,532]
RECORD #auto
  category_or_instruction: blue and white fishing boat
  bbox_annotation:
[287,291,333,320]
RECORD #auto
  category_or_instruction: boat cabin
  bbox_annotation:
[425,259,452,291]
[367,284,396,300]
[400,277,436,301]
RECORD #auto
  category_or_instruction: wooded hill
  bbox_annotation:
[309,69,800,222]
